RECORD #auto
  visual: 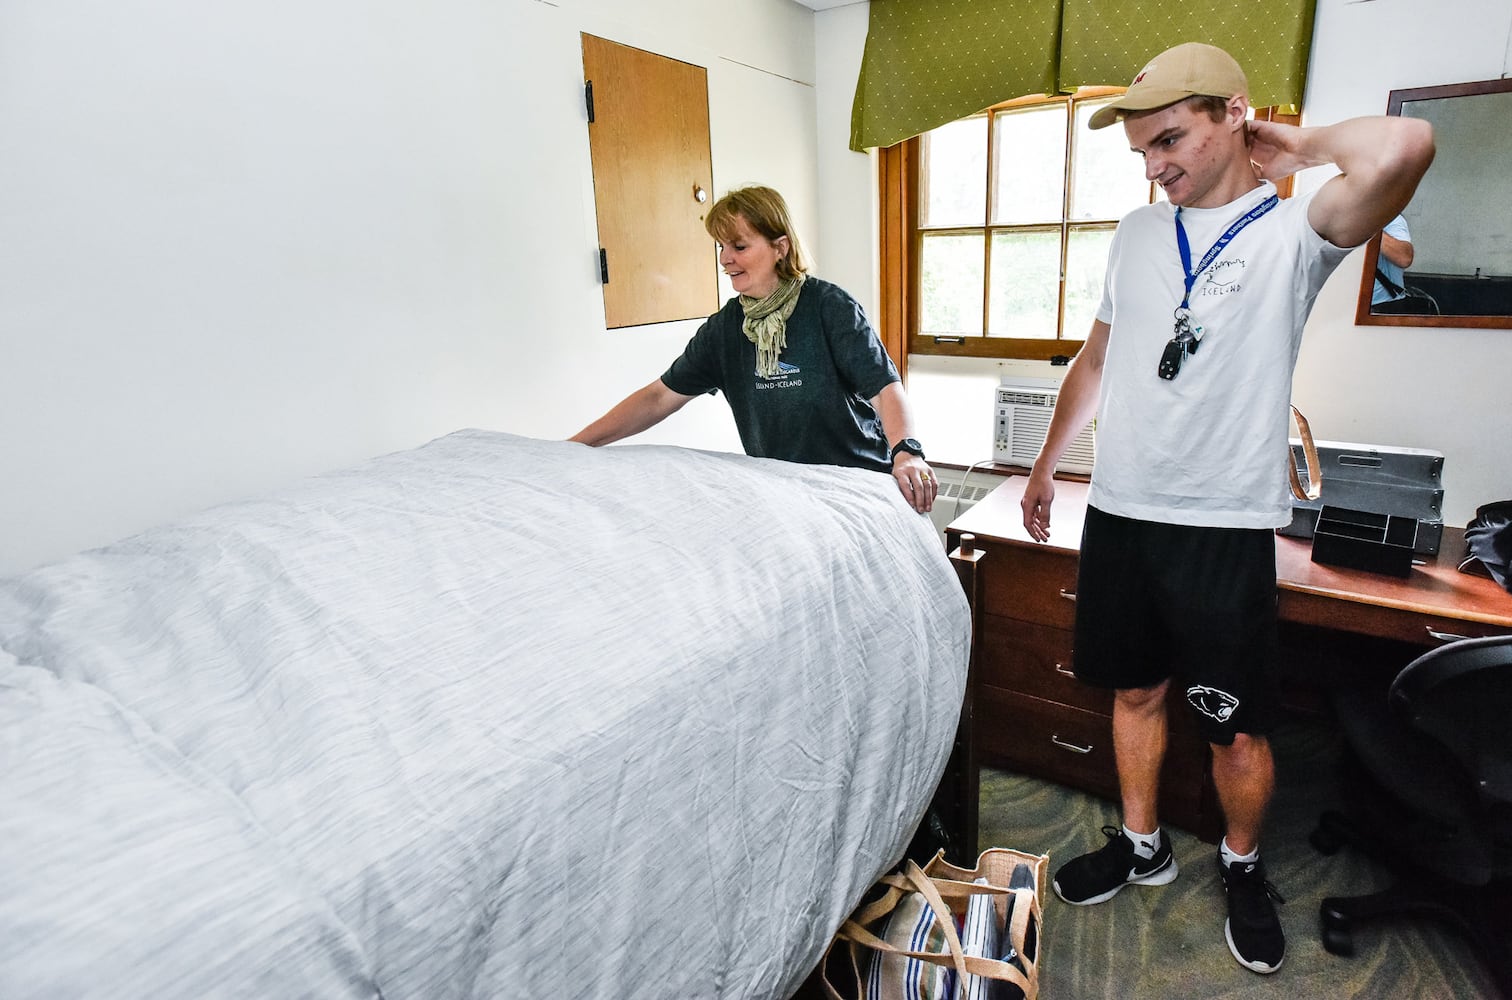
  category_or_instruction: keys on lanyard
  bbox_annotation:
[1156,193,1278,382]
[1158,308,1203,380]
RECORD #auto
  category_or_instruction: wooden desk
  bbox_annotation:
[946,476,1512,842]
[1275,527,1512,643]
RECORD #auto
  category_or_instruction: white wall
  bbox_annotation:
[1290,0,1512,528]
[811,2,878,322]
[0,0,816,573]
[814,0,1512,528]
[9,0,1511,573]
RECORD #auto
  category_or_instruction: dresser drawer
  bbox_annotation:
[978,614,1090,706]
[976,614,1201,735]
[975,686,1211,829]
[981,545,1080,631]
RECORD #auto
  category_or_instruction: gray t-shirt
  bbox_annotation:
[661,277,900,473]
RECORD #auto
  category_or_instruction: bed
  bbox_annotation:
[0,429,972,999]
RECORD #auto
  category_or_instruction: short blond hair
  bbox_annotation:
[704,185,810,281]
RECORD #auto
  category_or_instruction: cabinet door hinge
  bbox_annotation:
[599,247,609,284]
[585,80,595,123]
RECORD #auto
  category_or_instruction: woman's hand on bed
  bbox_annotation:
[891,454,936,514]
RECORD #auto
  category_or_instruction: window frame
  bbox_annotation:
[878,95,1299,366]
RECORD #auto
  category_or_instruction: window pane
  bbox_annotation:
[920,117,986,228]
[987,231,1060,338]
[1070,100,1154,221]
[991,105,1067,226]
[1064,227,1116,337]
[919,233,985,335]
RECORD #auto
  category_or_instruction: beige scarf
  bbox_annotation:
[740,274,806,378]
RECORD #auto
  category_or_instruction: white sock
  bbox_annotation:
[1124,824,1161,859]
[1220,837,1258,868]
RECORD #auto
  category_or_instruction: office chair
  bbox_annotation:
[1309,634,1512,997]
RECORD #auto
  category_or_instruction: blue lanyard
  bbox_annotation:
[1174,194,1279,311]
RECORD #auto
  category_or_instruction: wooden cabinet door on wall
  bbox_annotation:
[582,34,718,329]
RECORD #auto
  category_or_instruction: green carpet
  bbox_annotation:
[976,718,1500,998]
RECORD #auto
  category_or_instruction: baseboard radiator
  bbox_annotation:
[927,467,1001,544]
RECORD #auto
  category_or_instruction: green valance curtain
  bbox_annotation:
[848,0,1062,153]
[850,0,1317,151]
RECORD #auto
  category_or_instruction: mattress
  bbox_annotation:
[0,429,972,999]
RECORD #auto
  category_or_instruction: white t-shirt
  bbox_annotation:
[1090,181,1351,529]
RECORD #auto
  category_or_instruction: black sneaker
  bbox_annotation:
[1219,855,1286,974]
[1052,825,1178,905]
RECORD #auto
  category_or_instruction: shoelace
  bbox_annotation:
[1228,863,1287,906]
[1259,878,1286,905]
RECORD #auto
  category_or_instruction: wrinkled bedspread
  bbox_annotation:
[0,430,970,999]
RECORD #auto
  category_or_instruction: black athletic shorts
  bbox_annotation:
[1071,504,1280,745]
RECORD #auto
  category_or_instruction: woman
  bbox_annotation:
[570,185,936,513]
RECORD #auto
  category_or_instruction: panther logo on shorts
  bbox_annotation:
[1187,684,1240,723]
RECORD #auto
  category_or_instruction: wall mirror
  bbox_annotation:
[1356,78,1512,329]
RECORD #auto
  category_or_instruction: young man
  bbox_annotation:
[1019,42,1433,974]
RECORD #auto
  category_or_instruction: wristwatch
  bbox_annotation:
[890,438,925,462]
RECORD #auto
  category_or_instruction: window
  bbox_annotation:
[909,90,1150,359]
[880,96,1300,364]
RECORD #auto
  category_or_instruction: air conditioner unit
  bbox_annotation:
[994,376,1095,475]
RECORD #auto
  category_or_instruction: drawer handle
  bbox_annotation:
[1051,734,1093,754]
[1054,662,1076,679]
[1426,626,1472,644]
[1058,589,1077,602]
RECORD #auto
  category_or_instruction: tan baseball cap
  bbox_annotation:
[1088,42,1248,130]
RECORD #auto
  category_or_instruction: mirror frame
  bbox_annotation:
[1355,77,1512,329]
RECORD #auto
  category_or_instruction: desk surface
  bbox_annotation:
[949,476,1512,637]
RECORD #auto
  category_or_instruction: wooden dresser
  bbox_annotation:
[946,475,1223,841]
